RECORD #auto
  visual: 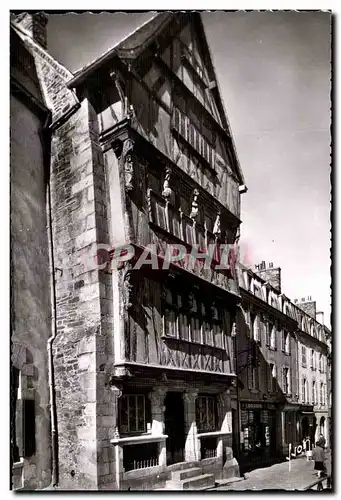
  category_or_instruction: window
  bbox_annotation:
[285,331,290,354]
[282,367,290,394]
[196,395,217,432]
[312,381,316,405]
[320,383,325,406]
[319,353,323,372]
[163,289,177,338]
[270,323,276,349]
[268,363,276,393]
[301,346,307,367]
[248,342,259,390]
[265,321,271,346]
[301,378,307,403]
[311,350,315,370]
[119,395,147,434]
[252,314,261,343]
[172,105,215,168]
[162,289,226,348]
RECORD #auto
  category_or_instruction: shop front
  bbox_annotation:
[239,402,277,471]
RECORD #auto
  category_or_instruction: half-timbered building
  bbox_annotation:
[64,12,247,490]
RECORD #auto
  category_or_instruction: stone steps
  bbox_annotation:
[165,467,215,490]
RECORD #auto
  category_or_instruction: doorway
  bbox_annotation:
[164,392,185,465]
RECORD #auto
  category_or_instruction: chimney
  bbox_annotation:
[316,311,324,325]
[12,12,48,49]
[296,297,316,319]
[254,261,281,292]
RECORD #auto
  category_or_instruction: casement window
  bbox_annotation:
[252,314,261,343]
[248,342,259,390]
[301,378,307,403]
[172,105,216,168]
[320,383,325,406]
[164,289,177,338]
[196,395,217,432]
[270,323,276,349]
[162,290,226,348]
[282,367,290,394]
[301,346,307,367]
[268,363,277,393]
[265,321,271,346]
[119,394,149,434]
[312,381,316,405]
[281,330,290,353]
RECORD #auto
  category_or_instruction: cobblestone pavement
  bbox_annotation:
[214,452,332,491]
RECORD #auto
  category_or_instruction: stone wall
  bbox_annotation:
[10,94,52,489]
[49,97,117,489]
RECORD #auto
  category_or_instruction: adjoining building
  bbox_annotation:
[236,262,330,472]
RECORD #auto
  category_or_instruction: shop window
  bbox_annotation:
[119,394,148,434]
[196,395,217,433]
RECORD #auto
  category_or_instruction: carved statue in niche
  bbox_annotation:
[213,213,221,238]
[122,268,134,315]
[190,188,200,219]
[122,138,135,192]
[162,166,173,199]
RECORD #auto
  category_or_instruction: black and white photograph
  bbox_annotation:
[9,8,332,492]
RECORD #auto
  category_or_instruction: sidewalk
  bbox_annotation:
[214,453,332,491]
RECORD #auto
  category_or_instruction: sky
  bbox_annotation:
[47,11,331,327]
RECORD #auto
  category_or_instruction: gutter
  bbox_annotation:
[43,111,59,487]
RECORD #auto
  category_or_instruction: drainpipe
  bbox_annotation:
[42,112,59,487]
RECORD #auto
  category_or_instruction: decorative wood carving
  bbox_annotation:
[190,188,200,219]
[122,138,135,192]
[162,166,173,199]
[213,213,221,238]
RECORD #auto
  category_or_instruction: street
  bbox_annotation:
[214,452,332,491]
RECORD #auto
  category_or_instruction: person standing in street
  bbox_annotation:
[318,434,326,449]
[312,440,326,478]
